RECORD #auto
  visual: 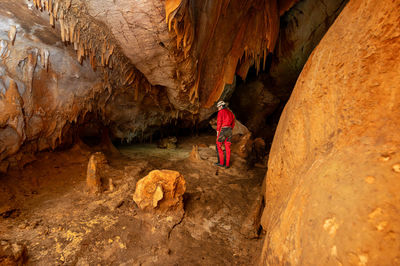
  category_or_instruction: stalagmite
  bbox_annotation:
[8,26,16,45]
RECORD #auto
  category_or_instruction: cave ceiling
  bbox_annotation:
[10,0,300,111]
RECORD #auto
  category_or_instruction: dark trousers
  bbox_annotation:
[216,127,232,166]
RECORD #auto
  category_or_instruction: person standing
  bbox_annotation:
[215,101,235,168]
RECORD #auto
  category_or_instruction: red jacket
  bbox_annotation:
[217,108,235,132]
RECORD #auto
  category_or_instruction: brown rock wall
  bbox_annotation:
[260,0,400,264]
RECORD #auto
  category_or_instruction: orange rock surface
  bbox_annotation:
[133,170,186,213]
[260,0,400,264]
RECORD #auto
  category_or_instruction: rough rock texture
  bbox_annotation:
[133,170,186,213]
[189,145,201,162]
[0,0,345,171]
[86,152,108,194]
[85,0,195,112]
[0,1,103,170]
[0,240,27,265]
[260,0,400,264]
[269,0,348,98]
[231,80,280,136]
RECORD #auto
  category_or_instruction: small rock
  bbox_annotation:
[0,240,27,265]
[133,170,186,213]
[157,137,177,149]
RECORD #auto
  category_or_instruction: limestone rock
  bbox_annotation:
[157,137,177,149]
[232,133,253,159]
[269,0,348,95]
[189,145,201,162]
[209,116,249,136]
[86,152,108,194]
[230,80,280,135]
[260,0,400,264]
[133,170,186,213]
[240,195,264,239]
[0,240,27,265]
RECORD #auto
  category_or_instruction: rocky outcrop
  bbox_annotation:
[133,170,186,213]
[260,0,400,264]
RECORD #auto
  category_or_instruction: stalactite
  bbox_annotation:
[40,48,50,71]
[8,26,16,45]
[59,18,65,42]
[0,40,8,58]
[49,13,54,26]
[48,0,53,14]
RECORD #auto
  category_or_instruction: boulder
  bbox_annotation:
[86,152,108,194]
[232,133,253,158]
[133,170,186,213]
[260,0,400,264]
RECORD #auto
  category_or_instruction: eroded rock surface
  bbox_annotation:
[260,0,400,264]
[133,170,186,213]
[0,240,27,265]
[86,152,108,194]
[269,0,348,94]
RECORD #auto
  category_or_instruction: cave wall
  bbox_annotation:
[0,1,103,172]
[260,0,400,264]
[228,0,347,141]
[269,0,348,97]
[0,0,186,171]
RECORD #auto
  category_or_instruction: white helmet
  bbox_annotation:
[217,101,226,108]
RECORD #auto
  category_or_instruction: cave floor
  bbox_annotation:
[0,134,265,265]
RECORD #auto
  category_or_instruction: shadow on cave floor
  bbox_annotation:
[0,133,266,265]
